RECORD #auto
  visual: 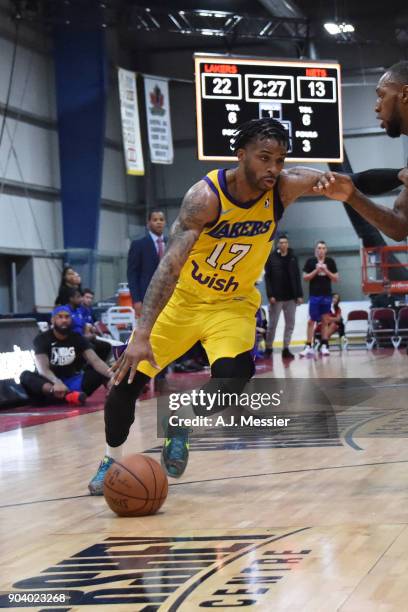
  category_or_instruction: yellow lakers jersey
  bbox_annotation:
[177,168,284,304]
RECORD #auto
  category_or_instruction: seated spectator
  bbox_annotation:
[65,288,111,363]
[370,280,397,309]
[81,288,96,327]
[20,306,112,406]
[327,293,345,339]
[65,288,86,334]
[252,307,268,360]
[55,265,82,306]
[314,293,345,348]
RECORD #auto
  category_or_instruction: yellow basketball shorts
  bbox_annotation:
[137,288,259,378]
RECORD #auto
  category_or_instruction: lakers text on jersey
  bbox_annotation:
[177,168,284,303]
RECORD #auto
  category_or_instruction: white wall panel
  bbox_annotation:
[98,208,132,253]
[345,134,405,172]
[0,36,55,120]
[102,147,131,202]
[342,83,378,131]
[0,194,62,251]
[0,119,59,188]
[33,257,62,311]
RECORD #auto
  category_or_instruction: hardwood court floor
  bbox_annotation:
[1,348,408,611]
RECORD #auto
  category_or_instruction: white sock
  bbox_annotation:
[105,444,124,461]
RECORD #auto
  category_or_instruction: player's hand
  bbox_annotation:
[52,381,69,398]
[313,172,355,201]
[84,323,96,339]
[110,329,159,385]
[269,297,276,304]
[398,168,408,188]
[105,376,114,392]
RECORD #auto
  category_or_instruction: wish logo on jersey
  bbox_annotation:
[207,219,273,239]
[191,260,238,293]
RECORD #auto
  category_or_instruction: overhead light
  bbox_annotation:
[197,11,229,18]
[324,22,340,35]
[200,29,223,36]
[324,21,355,35]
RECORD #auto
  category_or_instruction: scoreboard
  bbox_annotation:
[194,54,343,163]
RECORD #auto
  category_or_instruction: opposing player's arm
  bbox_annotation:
[111,181,219,384]
[314,172,408,241]
[278,167,328,207]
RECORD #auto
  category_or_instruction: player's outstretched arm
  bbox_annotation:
[314,171,408,241]
[278,166,329,207]
[111,181,219,384]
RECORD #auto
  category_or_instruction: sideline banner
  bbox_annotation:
[143,75,174,164]
[118,68,144,175]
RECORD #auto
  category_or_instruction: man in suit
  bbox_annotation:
[127,210,166,316]
[127,210,167,390]
[127,209,204,376]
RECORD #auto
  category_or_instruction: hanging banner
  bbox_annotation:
[143,75,174,164]
[118,67,144,176]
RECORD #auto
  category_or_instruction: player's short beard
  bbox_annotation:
[386,109,402,138]
[54,322,70,336]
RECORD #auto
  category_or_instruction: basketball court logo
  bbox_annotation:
[7,532,312,610]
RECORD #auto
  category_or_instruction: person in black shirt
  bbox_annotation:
[370,280,397,309]
[264,235,303,359]
[300,241,339,357]
[20,306,113,406]
[55,265,82,306]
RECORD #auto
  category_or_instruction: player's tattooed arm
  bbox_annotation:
[138,182,219,334]
[111,181,219,384]
[278,166,329,207]
[315,170,408,241]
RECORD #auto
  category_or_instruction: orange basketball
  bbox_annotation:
[103,454,168,516]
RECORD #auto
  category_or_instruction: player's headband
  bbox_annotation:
[52,306,71,317]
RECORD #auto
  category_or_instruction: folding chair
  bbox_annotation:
[104,306,136,343]
[369,307,399,349]
[344,310,371,350]
[396,306,408,347]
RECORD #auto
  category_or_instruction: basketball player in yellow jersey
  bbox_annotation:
[89,118,334,493]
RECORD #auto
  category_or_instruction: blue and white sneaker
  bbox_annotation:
[161,427,190,478]
[88,456,115,495]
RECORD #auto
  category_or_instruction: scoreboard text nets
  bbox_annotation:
[194,54,343,163]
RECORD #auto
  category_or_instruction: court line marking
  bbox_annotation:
[168,459,408,487]
[343,407,408,451]
[2,459,408,509]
